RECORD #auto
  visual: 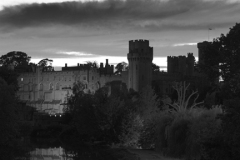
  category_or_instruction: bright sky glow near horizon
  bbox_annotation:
[0,0,239,69]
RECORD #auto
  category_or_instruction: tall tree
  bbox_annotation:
[167,81,203,114]
[0,67,19,91]
[86,61,99,69]
[152,63,160,73]
[0,78,29,159]
[218,23,240,82]
[38,58,54,71]
[0,51,31,68]
[198,23,240,84]
[115,62,128,75]
[138,85,160,119]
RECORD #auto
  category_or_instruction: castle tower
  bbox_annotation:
[197,41,210,65]
[167,56,179,74]
[178,56,187,75]
[186,53,195,76]
[127,40,153,92]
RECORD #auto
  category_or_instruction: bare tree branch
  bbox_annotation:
[167,81,203,114]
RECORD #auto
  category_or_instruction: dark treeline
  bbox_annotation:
[0,73,33,159]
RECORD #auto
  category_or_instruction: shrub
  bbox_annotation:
[165,115,191,158]
[119,113,143,148]
[186,107,222,160]
[153,106,223,159]
[139,117,158,149]
[154,112,173,152]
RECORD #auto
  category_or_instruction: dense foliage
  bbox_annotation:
[0,78,30,159]
[115,62,128,75]
[198,23,240,98]
[0,66,19,91]
[65,81,140,144]
[194,23,240,160]
[38,58,54,71]
[0,51,31,70]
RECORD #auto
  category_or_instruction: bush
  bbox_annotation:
[208,98,240,160]
[154,112,173,152]
[186,107,222,160]
[139,118,158,149]
[152,107,223,159]
[166,115,191,158]
[119,113,143,148]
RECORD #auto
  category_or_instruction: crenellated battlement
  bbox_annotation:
[197,41,210,65]
[197,41,209,49]
[129,39,151,53]
[129,39,149,45]
[167,54,195,76]
[128,39,153,62]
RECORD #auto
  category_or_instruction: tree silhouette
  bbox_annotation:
[152,63,160,73]
[0,78,28,159]
[115,62,128,75]
[167,81,203,114]
[198,23,240,84]
[218,23,240,82]
[0,51,31,71]
[85,61,99,69]
[38,58,54,71]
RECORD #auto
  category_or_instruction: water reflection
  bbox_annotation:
[28,139,134,160]
[30,147,74,160]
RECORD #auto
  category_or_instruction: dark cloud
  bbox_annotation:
[0,0,239,31]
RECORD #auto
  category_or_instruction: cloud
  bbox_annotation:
[40,48,98,58]
[56,51,94,57]
[0,0,239,31]
[173,43,197,47]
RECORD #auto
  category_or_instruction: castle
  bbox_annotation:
[17,40,209,115]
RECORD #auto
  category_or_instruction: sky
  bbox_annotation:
[0,0,239,70]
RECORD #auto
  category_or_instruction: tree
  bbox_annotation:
[198,23,240,93]
[197,23,240,160]
[38,58,54,71]
[219,99,240,160]
[138,85,160,119]
[0,51,31,68]
[0,67,19,91]
[0,51,32,72]
[217,23,240,82]
[72,81,85,95]
[64,81,85,113]
[0,78,29,159]
[115,62,128,75]
[152,63,160,73]
[167,81,203,114]
[137,86,161,149]
[86,61,99,69]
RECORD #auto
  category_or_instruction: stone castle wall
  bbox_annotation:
[167,53,195,76]
[17,39,208,115]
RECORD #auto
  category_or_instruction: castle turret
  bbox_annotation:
[167,56,179,74]
[127,39,153,91]
[167,54,195,76]
[178,56,187,75]
[187,53,195,76]
[197,41,210,65]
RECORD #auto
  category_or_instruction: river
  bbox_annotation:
[25,138,138,160]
